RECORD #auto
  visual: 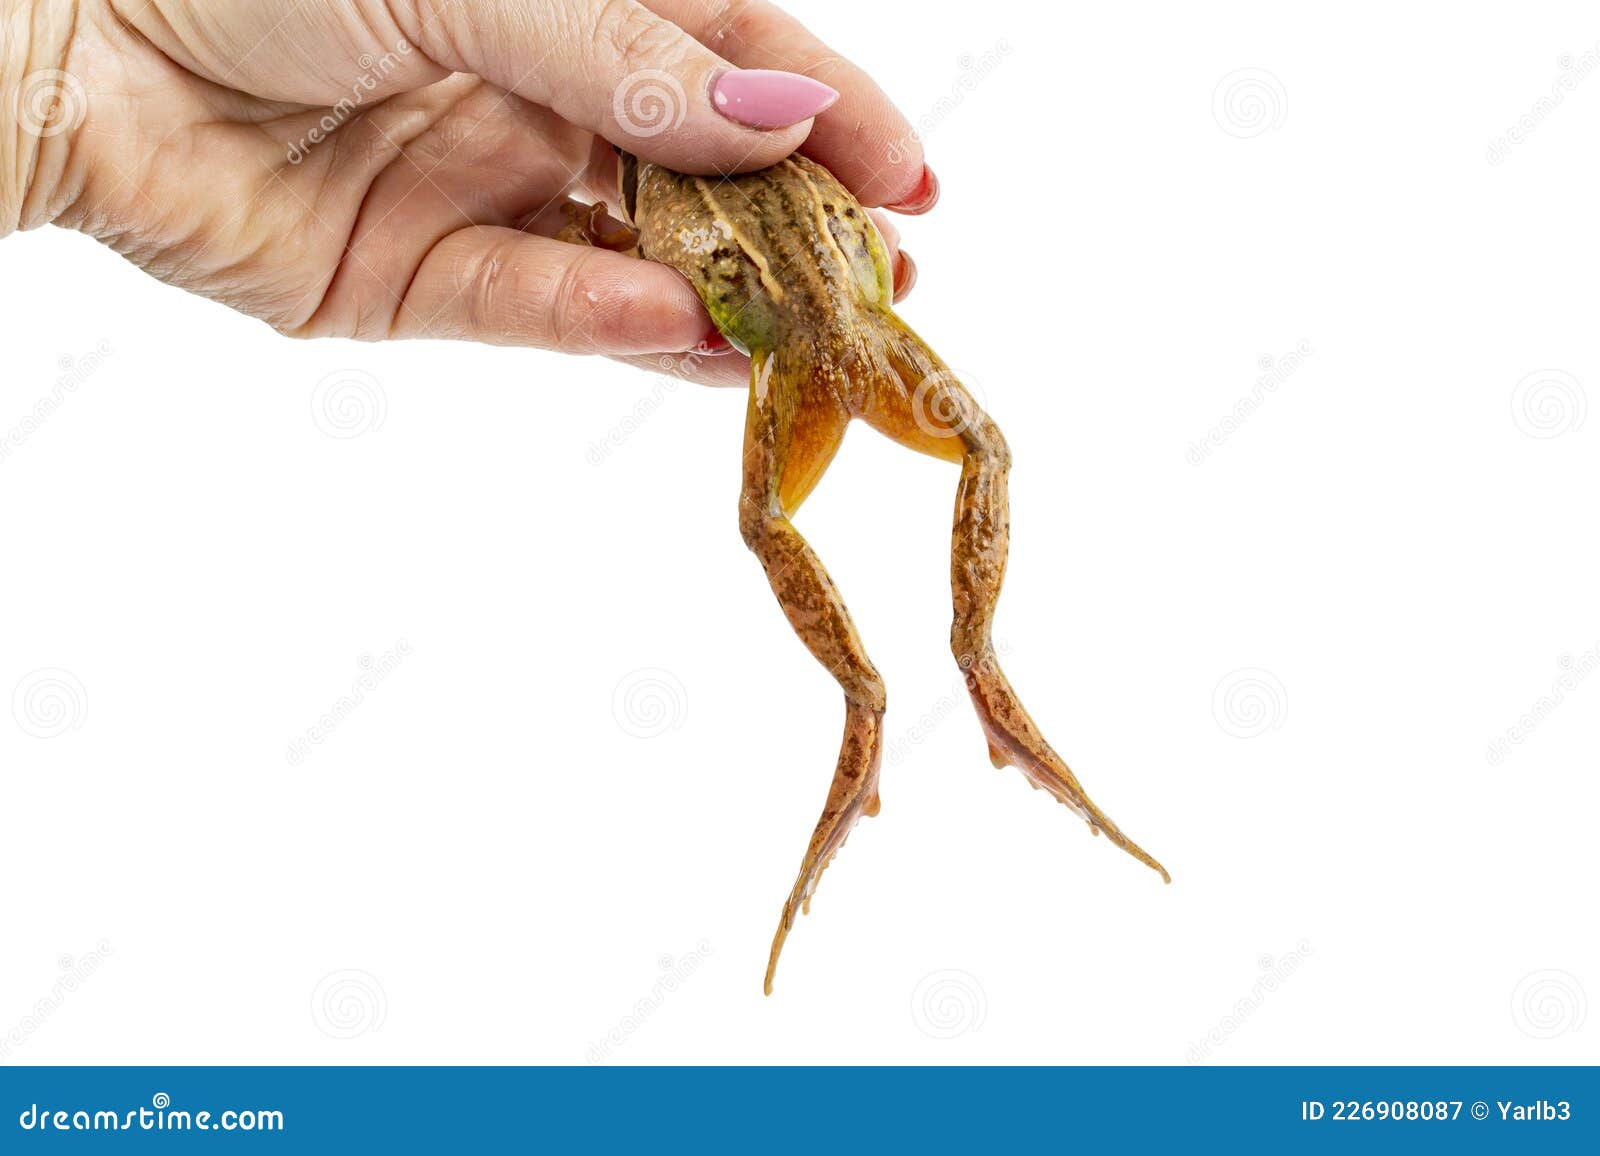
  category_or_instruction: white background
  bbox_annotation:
[2,0,1597,1065]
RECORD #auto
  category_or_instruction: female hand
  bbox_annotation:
[3,0,934,382]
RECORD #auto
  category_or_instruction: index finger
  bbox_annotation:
[641,0,934,210]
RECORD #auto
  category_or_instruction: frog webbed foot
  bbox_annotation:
[739,347,886,995]
[862,311,1170,885]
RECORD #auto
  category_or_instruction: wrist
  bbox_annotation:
[1,0,82,239]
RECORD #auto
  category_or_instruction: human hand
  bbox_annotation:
[3,0,933,382]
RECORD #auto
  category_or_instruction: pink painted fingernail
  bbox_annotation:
[884,165,940,215]
[869,209,901,250]
[892,250,917,303]
[694,330,733,355]
[712,69,839,130]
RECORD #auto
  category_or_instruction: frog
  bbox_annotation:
[561,152,1169,994]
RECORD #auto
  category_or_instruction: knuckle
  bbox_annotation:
[463,237,518,336]
[709,0,760,42]
[546,248,603,353]
[715,0,838,83]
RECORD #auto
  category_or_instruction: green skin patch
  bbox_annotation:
[629,154,895,361]
[700,291,773,357]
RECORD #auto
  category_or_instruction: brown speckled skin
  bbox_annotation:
[573,154,1168,993]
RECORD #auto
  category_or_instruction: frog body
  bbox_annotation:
[563,152,1168,993]
[630,154,892,358]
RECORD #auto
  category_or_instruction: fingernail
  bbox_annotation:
[884,165,940,215]
[868,208,900,251]
[712,69,838,130]
[892,250,917,304]
[692,329,733,356]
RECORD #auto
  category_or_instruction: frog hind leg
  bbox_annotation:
[861,312,1170,884]
[741,348,886,994]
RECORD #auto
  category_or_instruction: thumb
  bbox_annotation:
[400,0,838,174]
